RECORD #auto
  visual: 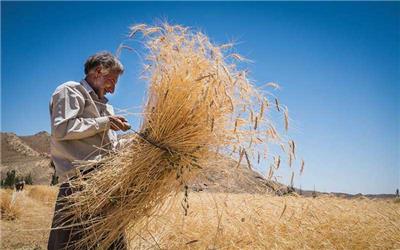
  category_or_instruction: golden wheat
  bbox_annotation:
[56,22,294,249]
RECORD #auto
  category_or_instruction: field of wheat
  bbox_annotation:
[0,185,399,249]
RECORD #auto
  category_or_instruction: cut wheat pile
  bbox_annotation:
[58,23,297,249]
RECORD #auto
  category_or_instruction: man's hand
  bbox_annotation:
[109,115,131,131]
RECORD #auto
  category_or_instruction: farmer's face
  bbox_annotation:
[94,68,120,97]
[100,71,120,94]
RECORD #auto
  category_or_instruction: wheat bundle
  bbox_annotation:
[57,23,293,249]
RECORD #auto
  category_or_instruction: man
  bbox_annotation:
[48,51,130,250]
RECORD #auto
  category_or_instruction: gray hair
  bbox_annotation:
[84,51,124,75]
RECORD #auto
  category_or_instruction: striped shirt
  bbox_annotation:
[49,79,119,182]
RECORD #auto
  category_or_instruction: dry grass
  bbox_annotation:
[1,186,399,249]
[0,185,57,249]
[59,22,296,249]
[130,193,400,249]
[0,189,22,221]
[28,185,57,204]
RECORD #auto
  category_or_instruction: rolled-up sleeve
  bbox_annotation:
[50,85,110,141]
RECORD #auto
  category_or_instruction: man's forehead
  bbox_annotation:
[104,72,120,79]
[106,71,121,78]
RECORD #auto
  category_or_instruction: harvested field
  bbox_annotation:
[1,185,399,249]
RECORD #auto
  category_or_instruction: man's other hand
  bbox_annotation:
[109,115,131,131]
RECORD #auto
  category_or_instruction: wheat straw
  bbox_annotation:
[57,23,296,249]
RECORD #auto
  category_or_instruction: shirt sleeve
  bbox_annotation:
[50,85,110,141]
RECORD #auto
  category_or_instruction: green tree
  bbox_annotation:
[24,173,33,185]
[2,170,16,188]
[50,173,58,186]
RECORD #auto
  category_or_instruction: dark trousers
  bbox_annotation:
[48,179,128,249]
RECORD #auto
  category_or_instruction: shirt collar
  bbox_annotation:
[80,79,109,103]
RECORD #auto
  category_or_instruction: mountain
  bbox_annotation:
[1,132,53,185]
[5,131,393,199]
[190,157,288,194]
[20,131,51,156]
[1,131,287,194]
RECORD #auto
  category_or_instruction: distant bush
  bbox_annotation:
[1,170,17,188]
[0,170,34,188]
[24,173,33,185]
[50,173,58,186]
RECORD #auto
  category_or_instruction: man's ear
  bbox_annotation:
[95,66,103,78]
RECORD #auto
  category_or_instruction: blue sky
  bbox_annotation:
[1,1,399,194]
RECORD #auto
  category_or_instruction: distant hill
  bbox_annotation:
[190,157,288,194]
[1,131,396,199]
[1,132,53,185]
[0,131,286,194]
[20,131,50,156]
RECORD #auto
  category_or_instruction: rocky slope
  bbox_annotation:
[1,131,286,194]
[1,132,53,185]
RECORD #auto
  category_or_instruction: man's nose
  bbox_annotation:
[110,84,115,93]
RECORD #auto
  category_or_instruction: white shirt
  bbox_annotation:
[49,79,119,182]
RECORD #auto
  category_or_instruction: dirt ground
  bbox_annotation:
[1,186,56,249]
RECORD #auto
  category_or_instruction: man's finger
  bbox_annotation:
[121,122,131,131]
[123,122,131,130]
[115,115,127,122]
[110,122,120,131]
[110,117,125,130]
[113,120,125,130]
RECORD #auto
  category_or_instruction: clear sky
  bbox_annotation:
[1,1,399,194]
